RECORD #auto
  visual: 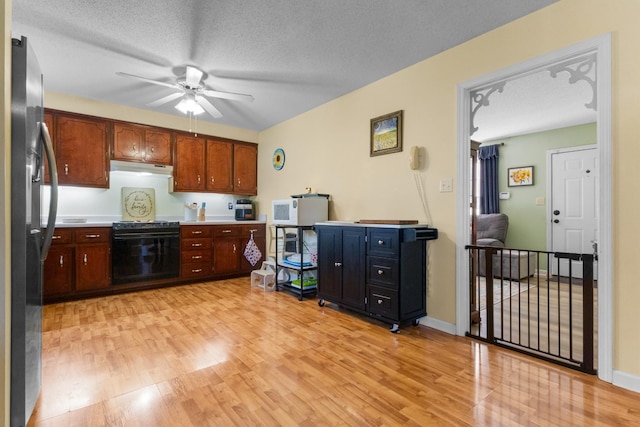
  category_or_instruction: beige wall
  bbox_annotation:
[257,0,640,378]
[2,0,11,423]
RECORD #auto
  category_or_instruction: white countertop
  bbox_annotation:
[49,215,266,228]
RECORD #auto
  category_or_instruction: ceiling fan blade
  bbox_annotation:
[147,92,184,107]
[116,71,179,90]
[201,88,254,102]
[185,66,204,88]
[195,95,223,118]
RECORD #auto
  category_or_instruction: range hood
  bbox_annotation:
[110,160,173,176]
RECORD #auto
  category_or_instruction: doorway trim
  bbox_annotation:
[455,33,612,382]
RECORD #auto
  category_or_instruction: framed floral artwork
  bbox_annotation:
[508,166,534,187]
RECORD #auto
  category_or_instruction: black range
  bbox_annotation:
[111,221,181,284]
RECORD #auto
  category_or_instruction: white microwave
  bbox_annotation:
[272,198,328,226]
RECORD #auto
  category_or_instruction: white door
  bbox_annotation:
[550,146,598,278]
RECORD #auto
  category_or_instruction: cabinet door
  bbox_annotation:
[206,139,233,193]
[113,123,144,162]
[173,135,206,191]
[212,238,240,275]
[55,114,110,188]
[76,244,110,291]
[341,228,367,310]
[233,144,257,195]
[317,226,343,302]
[145,129,172,165]
[43,246,74,296]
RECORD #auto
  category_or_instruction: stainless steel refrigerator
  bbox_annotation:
[11,36,58,427]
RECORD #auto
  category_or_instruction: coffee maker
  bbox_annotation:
[235,199,255,220]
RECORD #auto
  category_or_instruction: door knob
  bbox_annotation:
[553,219,559,224]
[553,210,560,215]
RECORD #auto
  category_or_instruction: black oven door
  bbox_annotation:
[112,233,180,284]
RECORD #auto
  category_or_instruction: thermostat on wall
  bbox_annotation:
[499,192,511,200]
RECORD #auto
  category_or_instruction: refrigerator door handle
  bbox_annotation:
[40,122,58,261]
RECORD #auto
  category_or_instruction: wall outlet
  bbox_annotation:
[228,202,233,210]
[439,178,453,193]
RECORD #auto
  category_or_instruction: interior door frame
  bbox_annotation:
[455,33,612,382]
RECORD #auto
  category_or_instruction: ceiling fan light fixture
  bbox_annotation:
[175,94,204,115]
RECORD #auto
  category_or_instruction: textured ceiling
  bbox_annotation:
[12,0,564,135]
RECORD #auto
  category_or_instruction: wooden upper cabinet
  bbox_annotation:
[113,123,172,165]
[54,114,110,188]
[233,143,258,195]
[145,129,172,164]
[206,139,233,193]
[173,134,206,191]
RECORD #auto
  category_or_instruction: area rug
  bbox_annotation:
[476,278,534,311]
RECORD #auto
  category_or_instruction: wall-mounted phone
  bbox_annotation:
[409,146,420,170]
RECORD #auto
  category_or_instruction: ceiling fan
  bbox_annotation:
[116,66,254,119]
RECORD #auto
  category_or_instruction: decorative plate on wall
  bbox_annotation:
[273,148,285,170]
[122,187,156,221]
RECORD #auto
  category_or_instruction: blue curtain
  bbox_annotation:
[479,145,500,214]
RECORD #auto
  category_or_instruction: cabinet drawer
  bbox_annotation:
[367,229,400,257]
[49,228,73,244]
[241,225,265,237]
[367,285,398,320]
[367,256,399,288]
[211,225,242,238]
[181,262,212,279]
[181,249,211,264]
[74,228,110,243]
[181,225,212,238]
[181,238,212,251]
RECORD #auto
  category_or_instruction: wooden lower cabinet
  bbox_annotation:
[180,223,266,279]
[180,225,213,279]
[43,227,111,300]
[44,223,266,302]
[43,245,74,296]
[75,243,110,291]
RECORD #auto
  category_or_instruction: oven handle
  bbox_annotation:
[113,232,180,240]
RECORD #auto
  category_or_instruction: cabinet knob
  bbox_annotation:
[378,240,384,245]
[192,268,202,273]
[192,255,202,260]
[83,253,88,265]
[192,243,202,247]
[191,231,203,235]
[334,262,342,267]
[85,234,100,238]
[64,164,69,175]
[197,175,201,184]
[211,176,215,184]
[377,299,383,305]
[59,255,64,267]
[233,244,237,253]
[377,269,384,275]
[132,143,137,153]
[52,235,61,240]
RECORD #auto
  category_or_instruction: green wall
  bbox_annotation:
[483,122,596,251]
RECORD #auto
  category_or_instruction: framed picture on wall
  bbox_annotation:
[508,166,534,186]
[370,110,403,156]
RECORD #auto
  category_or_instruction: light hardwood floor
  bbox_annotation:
[29,278,639,426]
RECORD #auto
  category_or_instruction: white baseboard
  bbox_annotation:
[613,370,640,394]
[420,316,457,335]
